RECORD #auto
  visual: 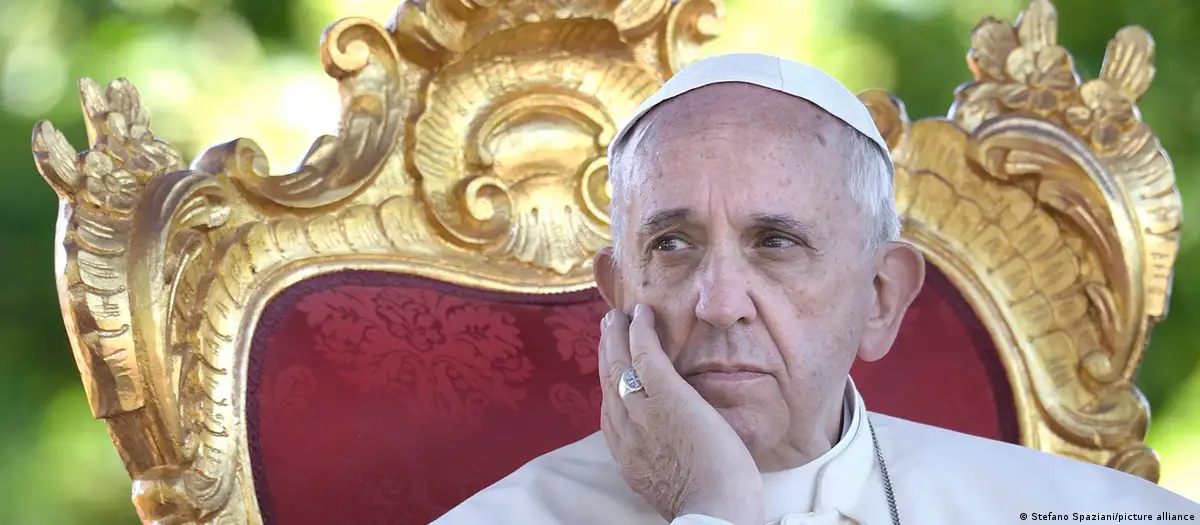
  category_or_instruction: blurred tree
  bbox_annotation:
[843,0,1200,411]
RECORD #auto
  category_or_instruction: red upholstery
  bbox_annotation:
[852,263,1018,444]
[247,262,1016,525]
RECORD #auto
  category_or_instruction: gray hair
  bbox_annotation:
[842,126,902,246]
[607,121,901,260]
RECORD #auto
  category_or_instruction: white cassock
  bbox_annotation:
[432,379,1199,525]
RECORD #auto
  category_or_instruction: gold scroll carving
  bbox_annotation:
[860,0,1177,480]
[29,0,1177,522]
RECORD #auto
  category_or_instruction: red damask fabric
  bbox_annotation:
[851,263,1018,444]
[248,264,1015,525]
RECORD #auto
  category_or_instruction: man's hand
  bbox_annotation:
[598,304,764,525]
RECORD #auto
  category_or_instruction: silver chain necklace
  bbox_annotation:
[867,419,901,525]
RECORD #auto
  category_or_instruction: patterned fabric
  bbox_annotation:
[247,264,1015,525]
[854,263,1018,444]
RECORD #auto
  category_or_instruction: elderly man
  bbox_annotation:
[433,54,1199,524]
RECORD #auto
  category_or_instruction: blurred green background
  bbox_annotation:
[0,0,1196,523]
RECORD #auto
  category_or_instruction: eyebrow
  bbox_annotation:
[750,213,818,249]
[635,209,818,248]
[637,208,691,240]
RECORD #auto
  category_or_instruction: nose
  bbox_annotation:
[693,248,757,329]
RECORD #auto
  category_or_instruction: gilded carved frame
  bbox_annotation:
[29,0,1179,523]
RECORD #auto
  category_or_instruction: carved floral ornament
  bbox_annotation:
[28,0,1179,523]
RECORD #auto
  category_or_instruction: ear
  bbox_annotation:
[593,247,622,309]
[858,241,925,362]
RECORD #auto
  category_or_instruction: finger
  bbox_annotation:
[597,310,631,418]
[598,312,634,444]
[600,309,633,369]
[599,396,630,445]
[628,304,679,397]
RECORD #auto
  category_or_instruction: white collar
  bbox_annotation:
[761,378,875,522]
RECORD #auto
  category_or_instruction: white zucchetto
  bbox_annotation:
[607,53,890,164]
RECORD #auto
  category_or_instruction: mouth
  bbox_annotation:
[688,370,769,382]
[683,365,771,382]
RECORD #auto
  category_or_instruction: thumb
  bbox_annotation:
[628,304,683,396]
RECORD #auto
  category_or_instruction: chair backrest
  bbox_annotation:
[30,0,1179,523]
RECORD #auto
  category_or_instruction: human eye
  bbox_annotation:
[651,234,693,252]
[758,234,798,250]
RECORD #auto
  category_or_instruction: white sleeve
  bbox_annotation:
[671,515,734,525]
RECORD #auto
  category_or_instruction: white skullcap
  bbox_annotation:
[608,53,889,161]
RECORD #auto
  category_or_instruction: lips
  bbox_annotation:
[682,364,770,379]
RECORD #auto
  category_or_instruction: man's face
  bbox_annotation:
[602,84,881,468]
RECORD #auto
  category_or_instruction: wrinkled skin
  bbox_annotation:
[595,83,925,523]
[599,306,761,524]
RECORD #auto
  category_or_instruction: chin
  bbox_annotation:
[715,405,782,454]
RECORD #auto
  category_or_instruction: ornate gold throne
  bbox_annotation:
[29,0,1180,523]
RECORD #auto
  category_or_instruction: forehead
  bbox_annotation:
[634,83,835,138]
[618,84,855,224]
